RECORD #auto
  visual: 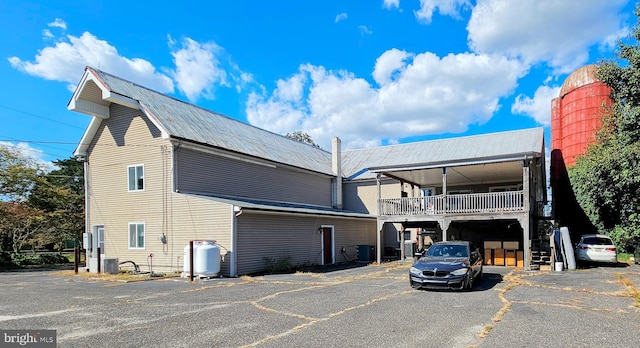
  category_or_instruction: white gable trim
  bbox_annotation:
[69,99,109,119]
[74,117,101,157]
[71,67,170,155]
[68,69,139,118]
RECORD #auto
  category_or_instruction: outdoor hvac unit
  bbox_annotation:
[102,258,119,274]
[357,245,375,262]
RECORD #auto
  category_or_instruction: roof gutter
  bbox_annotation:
[368,152,541,173]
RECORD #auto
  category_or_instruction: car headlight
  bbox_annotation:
[450,267,469,276]
[409,267,421,274]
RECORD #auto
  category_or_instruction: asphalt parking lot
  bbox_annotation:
[0,262,639,348]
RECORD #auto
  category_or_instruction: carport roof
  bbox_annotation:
[185,193,376,218]
[341,128,545,186]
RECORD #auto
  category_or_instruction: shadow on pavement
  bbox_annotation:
[576,261,630,270]
[301,261,371,274]
[475,272,504,291]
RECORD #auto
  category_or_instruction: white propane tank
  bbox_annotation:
[195,241,221,277]
[182,241,203,277]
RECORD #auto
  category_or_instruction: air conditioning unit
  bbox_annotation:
[102,258,119,274]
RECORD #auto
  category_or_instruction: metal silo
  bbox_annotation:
[551,64,611,167]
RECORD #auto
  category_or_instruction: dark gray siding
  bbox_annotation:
[176,148,332,206]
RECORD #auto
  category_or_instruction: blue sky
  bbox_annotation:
[0,0,636,165]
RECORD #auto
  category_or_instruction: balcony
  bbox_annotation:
[379,191,526,217]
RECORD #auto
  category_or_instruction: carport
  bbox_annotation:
[368,137,547,271]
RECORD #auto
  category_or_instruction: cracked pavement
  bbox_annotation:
[0,262,638,347]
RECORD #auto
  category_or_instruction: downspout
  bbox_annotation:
[230,206,241,277]
[82,157,90,267]
[376,174,382,264]
[332,137,342,209]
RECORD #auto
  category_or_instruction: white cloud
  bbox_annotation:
[169,37,228,101]
[335,13,348,23]
[601,26,630,51]
[8,31,174,93]
[373,48,411,86]
[9,25,250,101]
[383,0,400,10]
[467,0,628,73]
[415,0,471,24]
[0,141,56,172]
[247,50,527,149]
[511,85,561,126]
[359,25,373,35]
[48,18,67,30]
[42,29,54,39]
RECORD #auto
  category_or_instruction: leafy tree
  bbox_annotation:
[28,158,85,251]
[0,201,45,253]
[0,144,46,201]
[570,8,640,252]
[285,131,321,148]
[0,145,84,254]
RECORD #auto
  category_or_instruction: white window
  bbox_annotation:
[128,223,145,249]
[128,165,144,191]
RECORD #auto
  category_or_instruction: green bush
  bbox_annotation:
[263,256,293,274]
[10,253,69,266]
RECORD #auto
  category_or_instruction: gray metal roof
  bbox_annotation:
[342,128,545,180]
[90,68,334,176]
[185,193,375,218]
[80,68,544,183]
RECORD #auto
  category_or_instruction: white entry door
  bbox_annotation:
[93,225,105,257]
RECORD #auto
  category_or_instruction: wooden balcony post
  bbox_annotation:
[376,174,381,215]
[442,167,447,196]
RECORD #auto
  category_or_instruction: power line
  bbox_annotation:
[0,104,85,130]
[0,135,74,158]
[0,138,78,145]
[0,141,72,159]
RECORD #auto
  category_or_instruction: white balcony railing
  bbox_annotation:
[379,191,525,216]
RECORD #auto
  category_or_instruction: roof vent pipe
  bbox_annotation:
[332,137,343,209]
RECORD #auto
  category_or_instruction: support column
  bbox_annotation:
[376,220,384,264]
[438,219,451,242]
[518,215,530,271]
[522,159,531,270]
[442,167,448,196]
[376,174,382,215]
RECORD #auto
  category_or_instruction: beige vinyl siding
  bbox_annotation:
[168,194,233,275]
[235,212,375,275]
[87,104,168,269]
[343,179,401,214]
[175,147,332,206]
[87,104,235,273]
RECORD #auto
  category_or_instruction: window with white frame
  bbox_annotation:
[128,165,144,191]
[128,223,145,249]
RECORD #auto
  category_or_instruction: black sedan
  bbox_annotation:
[409,241,483,291]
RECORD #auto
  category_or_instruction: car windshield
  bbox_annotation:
[425,244,468,258]
[582,237,613,245]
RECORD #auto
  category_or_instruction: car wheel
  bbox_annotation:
[464,274,473,291]
[410,279,420,289]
